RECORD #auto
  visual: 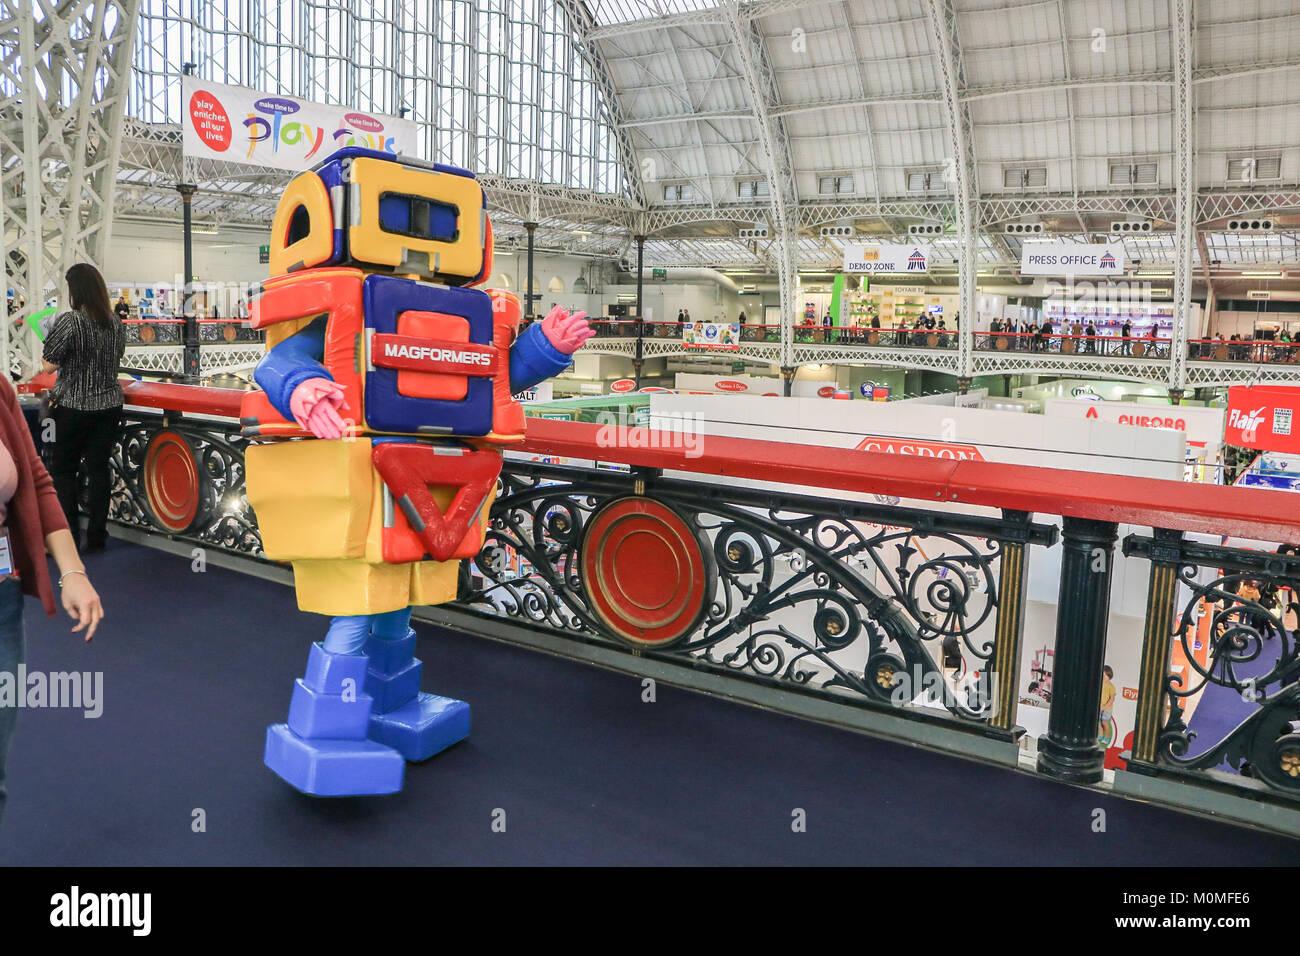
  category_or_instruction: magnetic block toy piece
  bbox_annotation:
[288,679,374,739]
[364,629,470,762]
[267,169,335,276]
[364,657,422,714]
[240,267,367,438]
[368,693,471,763]
[362,275,496,435]
[244,437,373,561]
[264,727,405,796]
[267,147,492,287]
[265,643,405,796]
[372,441,500,563]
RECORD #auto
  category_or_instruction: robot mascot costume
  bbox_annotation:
[241,146,593,796]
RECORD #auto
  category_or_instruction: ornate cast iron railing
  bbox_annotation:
[469,460,1053,735]
[124,318,264,346]
[1124,532,1300,796]
[108,410,261,558]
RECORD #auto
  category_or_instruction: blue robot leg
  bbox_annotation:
[364,606,471,762]
[263,619,406,796]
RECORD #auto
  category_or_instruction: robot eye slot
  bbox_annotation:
[377,192,460,244]
[286,204,312,246]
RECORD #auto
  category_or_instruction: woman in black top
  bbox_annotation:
[41,264,126,553]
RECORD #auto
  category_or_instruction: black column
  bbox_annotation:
[633,234,645,388]
[524,221,537,323]
[177,182,199,382]
[1036,516,1119,784]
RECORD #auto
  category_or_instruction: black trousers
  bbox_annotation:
[49,405,122,548]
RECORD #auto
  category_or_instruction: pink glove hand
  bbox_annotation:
[539,304,596,355]
[289,377,348,440]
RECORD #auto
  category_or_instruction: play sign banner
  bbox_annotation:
[182,78,420,172]
[1225,385,1300,453]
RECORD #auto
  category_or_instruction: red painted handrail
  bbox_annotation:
[121,379,246,418]
[113,381,1300,543]
[516,418,1300,543]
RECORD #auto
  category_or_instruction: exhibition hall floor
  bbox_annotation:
[1,543,1294,866]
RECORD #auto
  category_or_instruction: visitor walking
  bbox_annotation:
[41,263,127,554]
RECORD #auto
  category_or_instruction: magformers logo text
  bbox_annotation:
[244,96,397,162]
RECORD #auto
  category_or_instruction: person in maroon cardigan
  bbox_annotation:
[0,376,103,825]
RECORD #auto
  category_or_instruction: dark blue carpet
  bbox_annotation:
[0,542,1295,865]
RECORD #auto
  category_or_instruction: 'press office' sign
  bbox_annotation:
[1019,242,1127,276]
[182,78,420,173]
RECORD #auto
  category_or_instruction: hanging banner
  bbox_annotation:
[182,77,420,172]
[1225,385,1300,454]
[682,322,740,350]
[1019,242,1127,276]
[843,243,931,274]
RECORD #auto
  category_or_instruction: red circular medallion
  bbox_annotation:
[580,497,712,647]
[143,430,201,532]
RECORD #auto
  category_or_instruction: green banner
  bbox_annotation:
[829,274,845,326]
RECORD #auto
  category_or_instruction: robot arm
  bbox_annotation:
[253,315,348,439]
[509,305,593,393]
[254,315,332,418]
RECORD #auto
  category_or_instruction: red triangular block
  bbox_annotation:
[372,443,501,562]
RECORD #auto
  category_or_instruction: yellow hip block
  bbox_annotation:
[248,437,495,615]
[290,559,412,615]
[246,439,374,561]
[290,559,461,615]
[410,559,460,607]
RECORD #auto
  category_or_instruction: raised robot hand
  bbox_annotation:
[289,377,349,440]
[539,304,595,355]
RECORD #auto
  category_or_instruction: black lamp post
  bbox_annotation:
[178,62,200,382]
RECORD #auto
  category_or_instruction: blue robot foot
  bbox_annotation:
[364,628,471,762]
[264,642,405,796]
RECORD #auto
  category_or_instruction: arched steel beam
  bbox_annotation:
[722,0,799,368]
[557,0,649,209]
[924,0,978,381]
